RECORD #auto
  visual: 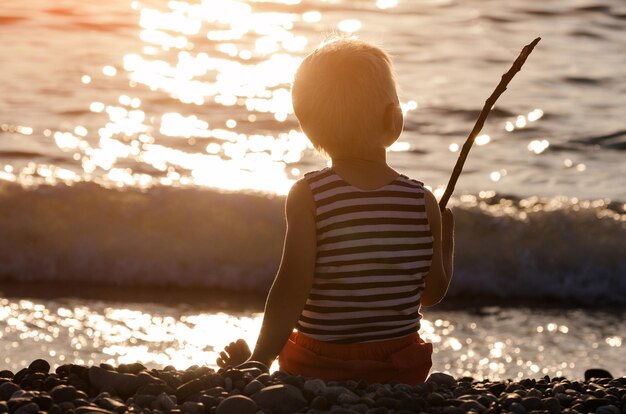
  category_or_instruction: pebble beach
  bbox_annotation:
[1,359,624,414]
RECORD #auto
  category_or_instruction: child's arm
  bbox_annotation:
[421,188,455,307]
[247,179,317,367]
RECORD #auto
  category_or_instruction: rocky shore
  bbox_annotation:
[0,360,624,414]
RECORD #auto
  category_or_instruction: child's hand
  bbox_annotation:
[216,339,252,369]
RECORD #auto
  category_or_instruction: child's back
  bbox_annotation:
[217,38,454,385]
[294,166,433,344]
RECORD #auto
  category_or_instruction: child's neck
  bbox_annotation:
[331,147,388,166]
[331,149,399,190]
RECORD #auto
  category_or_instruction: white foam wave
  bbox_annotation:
[0,182,624,304]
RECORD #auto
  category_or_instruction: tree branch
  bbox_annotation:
[438,37,541,211]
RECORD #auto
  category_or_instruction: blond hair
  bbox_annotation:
[292,37,399,157]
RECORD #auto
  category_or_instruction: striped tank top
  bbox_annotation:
[296,167,434,343]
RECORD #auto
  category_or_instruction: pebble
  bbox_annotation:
[134,394,155,408]
[156,392,176,411]
[304,378,326,396]
[139,383,174,396]
[27,359,50,374]
[13,402,39,414]
[460,400,486,412]
[75,406,114,414]
[596,405,620,414]
[253,384,307,414]
[375,397,397,409]
[427,392,446,406]
[175,378,205,402]
[509,401,527,414]
[310,396,329,410]
[337,391,360,404]
[216,395,257,414]
[181,401,204,414]
[521,396,543,411]
[586,369,614,381]
[0,359,622,414]
[0,382,20,400]
[242,379,264,396]
[88,367,140,398]
[33,394,53,410]
[330,407,359,414]
[427,372,457,387]
[542,396,561,414]
[322,386,358,403]
[95,397,125,411]
[365,408,388,414]
[239,367,263,379]
[50,385,77,403]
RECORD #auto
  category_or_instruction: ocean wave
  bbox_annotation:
[0,182,624,304]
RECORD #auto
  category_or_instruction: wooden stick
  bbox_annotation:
[438,37,541,211]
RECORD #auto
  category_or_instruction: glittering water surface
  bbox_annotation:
[1,297,624,380]
[1,0,625,198]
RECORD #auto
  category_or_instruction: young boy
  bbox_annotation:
[218,37,455,384]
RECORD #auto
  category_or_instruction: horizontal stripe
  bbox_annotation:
[317,203,426,222]
[316,258,431,273]
[305,168,334,184]
[296,323,421,343]
[311,175,422,194]
[303,297,421,314]
[319,236,432,252]
[313,278,426,291]
[296,320,420,336]
[320,223,431,239]
[301,304,421,320]
[317,190,424,209]
[319,230,431,246]
[308,287,422,303]
[311,179,349,194]
[318,217,428,234]
[313,184,424,203]
[316,254,434,268]
[317,198,424,217]
[308,326,422,344]
[309,290,424,301]
[310,285,422,298]
[316,253,433,268]
[314,266,430,280]
[298,313,420,329]
[312,279,424,291]
[317,243,433,258]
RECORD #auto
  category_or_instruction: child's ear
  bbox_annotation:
[384,103,404,139]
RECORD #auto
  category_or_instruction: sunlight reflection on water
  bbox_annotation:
[0,0,419,194]
[2,0,626,200]
[1,298,624,380]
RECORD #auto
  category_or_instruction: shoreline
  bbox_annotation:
[2,281,625,312]
[1,360,624,414]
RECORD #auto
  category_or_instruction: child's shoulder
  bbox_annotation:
[286,177,316,215]
[303,167,332,181]
[301,167,429,192]
[396,173,426,189]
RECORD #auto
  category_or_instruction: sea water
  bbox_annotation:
[0,0,625,379]
[0,296,624,380]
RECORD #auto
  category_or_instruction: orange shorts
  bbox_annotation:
[278,331,433,384]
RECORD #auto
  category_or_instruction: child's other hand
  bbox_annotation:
[441,208,454,234]
[441,208,455,251]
